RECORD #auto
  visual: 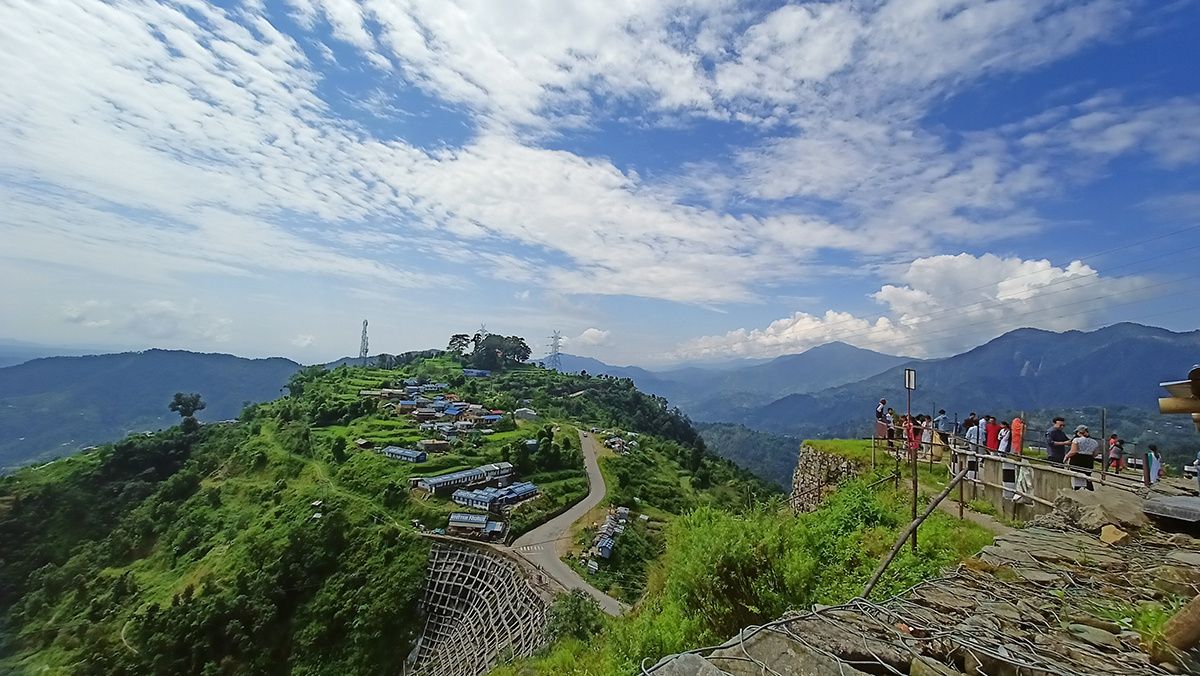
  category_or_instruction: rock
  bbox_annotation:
[1169,533,1197,547]
[1053,488,1149,531]
[1153,566,1200,597]
[910,656,966,676]
[1100,525,1130,546]
[1068,613,1123,634]
[1167,550,1200,567]
[652,653,725,676]
[706,627,873,676]
[1067,623,1122,650]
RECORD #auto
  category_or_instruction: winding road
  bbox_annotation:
[510,431,627,615]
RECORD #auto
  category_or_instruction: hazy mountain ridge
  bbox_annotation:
[0,349,302,472]
[737,324,1198,432]
[550,342,910,417]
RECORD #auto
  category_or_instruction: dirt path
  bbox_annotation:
[934,498,1014,536]
[510,432,626,615]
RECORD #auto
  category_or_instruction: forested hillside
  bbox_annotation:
[0,354,769,676]
[0,350,302,472]
[695,423,801,490]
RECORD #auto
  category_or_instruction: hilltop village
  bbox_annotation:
[355,369,650,570]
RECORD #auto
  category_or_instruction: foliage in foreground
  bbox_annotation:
[493,478,993,676]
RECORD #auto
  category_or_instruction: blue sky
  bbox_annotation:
[1,0,1198,367]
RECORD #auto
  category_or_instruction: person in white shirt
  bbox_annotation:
[1065,425,1099,491]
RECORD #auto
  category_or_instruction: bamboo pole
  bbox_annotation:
[862,468,968,599]
[1165,592,1200,652]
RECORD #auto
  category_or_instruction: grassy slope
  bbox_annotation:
[2,357,765,676]
[491,439,994,676]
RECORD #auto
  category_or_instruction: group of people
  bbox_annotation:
[874,399,956,457]
[874,400,1166,493]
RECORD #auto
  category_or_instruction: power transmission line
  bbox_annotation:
[546,331,563,371]
[359,319,369,367]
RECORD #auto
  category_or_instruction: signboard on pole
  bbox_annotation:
[904,368,916,391]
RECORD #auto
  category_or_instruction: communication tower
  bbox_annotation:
[359,320,369,366]
[546,331,563,371]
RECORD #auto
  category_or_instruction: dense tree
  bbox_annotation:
[544,590,604,643]
[446,334,471,356]
[169,393,205,419]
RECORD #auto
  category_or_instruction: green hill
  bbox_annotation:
[0,350,302,473]
[0,355,772,676]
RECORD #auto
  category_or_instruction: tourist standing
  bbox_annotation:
[933,409,952,449]
[885,408,896,451]
[1148,444,1163,484]
[1065,425,1099,491]
[1045,417,1070,464]
[1108,435,1125,473]
[920,415,934,456]
[998,421,1016,501]
[985,416,1001,452]
[876,399,887,421]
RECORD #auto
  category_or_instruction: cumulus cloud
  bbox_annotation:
[569,328,612,347]
[63,299,233,342]
[293,334,316,348]
[676,254,1154,359]
[0,0,1187,360]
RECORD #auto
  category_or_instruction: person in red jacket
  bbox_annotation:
[985,416,1001,451]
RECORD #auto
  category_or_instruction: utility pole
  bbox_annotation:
[905,368,917,553]
[359,320,369,367]
[546,331,563,371]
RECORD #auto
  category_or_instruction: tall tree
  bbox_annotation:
[446,334,471,356]
[168,392,205,418]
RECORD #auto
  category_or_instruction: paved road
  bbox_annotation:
[510,431,627,615]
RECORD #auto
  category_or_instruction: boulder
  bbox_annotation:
[652,653,725,676]
[1053,488,1149,532]
[1100,525,1130,546]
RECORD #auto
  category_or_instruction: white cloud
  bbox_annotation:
[569,328,612,347]
[1,0,1188,363]
[676,254,1153,359]
[63,299,233,342]
[293,334,316,348]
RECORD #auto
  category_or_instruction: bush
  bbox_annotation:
[545,590,605,643]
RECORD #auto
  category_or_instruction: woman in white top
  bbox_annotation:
[1065,424,1099,491]
[920,416,934,456]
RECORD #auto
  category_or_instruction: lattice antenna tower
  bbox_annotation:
[546,331,563,371]
[359,319,369,366]
[477,324,489,339]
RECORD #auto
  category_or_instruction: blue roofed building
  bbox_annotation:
[446,512,506,540]
[597,537,615,559]
[380,446,426,463]
[451,480,537,510]
[462,369,491,377]
[413,467,485,493]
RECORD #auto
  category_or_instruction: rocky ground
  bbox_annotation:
[649,489,1200,676]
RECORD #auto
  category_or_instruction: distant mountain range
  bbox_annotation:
[546,324,1199,478]
[2,323,1195,479]
[0,350,301,472]
[548,341,911,419]
[734,323,1198,435]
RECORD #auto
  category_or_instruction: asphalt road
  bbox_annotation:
[510,431,627,615]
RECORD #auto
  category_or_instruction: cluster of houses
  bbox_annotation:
[603,436,638,455]
[584,506,644,574]
[409,459,539,542]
